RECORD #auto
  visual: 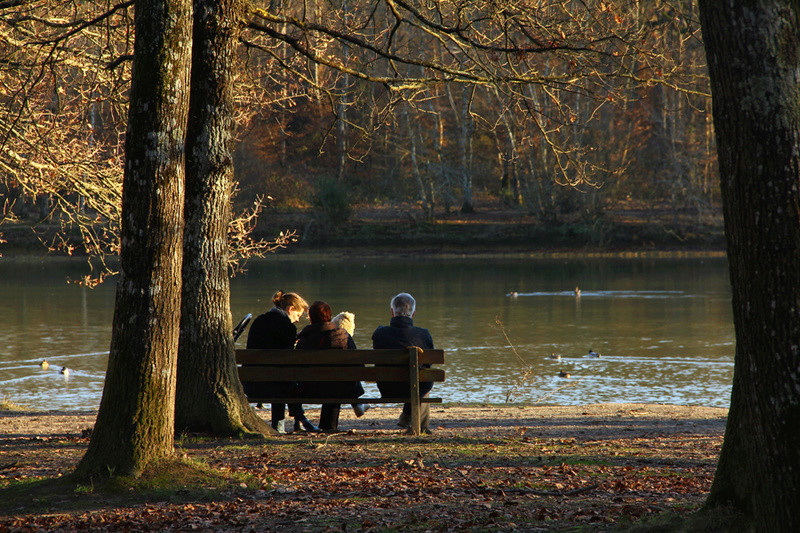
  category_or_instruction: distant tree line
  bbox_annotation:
[1,0,711,260]
[237,0,713,225]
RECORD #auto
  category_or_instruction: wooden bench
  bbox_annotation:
[235,347,445,435]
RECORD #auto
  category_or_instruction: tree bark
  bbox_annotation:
[175,0,272,436]
[459,85,475,213]
[698,2,800,530]
[74,0,192,479]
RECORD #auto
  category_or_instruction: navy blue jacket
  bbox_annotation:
[371,316,434,351]
[372,315,434,397]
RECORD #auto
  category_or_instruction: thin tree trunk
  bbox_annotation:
[336,0,349,183]
[699,2,800,530]
[403,106,429,213]
[459,85,474,213]
[176,0,271,437]
[429,97,450,214]
[74,0,192,479]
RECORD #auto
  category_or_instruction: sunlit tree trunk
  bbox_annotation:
[428,94,451,214]
[176,0,272,436]
[450,84,474,213]
[698,2,800,530]
[75,0,192,479]
[403,106,430,214]
[336,0,349,183]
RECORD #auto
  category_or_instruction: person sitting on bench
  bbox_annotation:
[372,292,435,433]
[296,301,365,432]
[245,290,318,434]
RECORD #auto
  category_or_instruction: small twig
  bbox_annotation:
[532,379,582,404]
[0,461,19,471]
[495,317,535,403]
[310,434,334,448]
[452,466,483,490]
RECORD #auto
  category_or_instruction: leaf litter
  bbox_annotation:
[0,403,726,531]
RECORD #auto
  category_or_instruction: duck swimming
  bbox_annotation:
[39,360,49,370]
[507,291,519,298]
[558,370,571,378]
[549,353,561,360]
[574,287,581,297]
[587,350,601,358]
[60,367,70,377]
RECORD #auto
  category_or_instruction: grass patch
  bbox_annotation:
[0,455,262,516]
[610,505,744,532]
[0,397,26,411]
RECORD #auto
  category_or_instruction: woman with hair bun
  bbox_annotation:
[245,290,318,433]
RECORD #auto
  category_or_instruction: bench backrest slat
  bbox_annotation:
[236,348,444,366]
[238,366,445,383]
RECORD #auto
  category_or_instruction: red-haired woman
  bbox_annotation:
[295,300,364,432]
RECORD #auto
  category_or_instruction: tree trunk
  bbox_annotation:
[698,2,800,530]
[403,106,430,214]
[176,0,272,437]
[459,85,474,213]
[74,0,192,479]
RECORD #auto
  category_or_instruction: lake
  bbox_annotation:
[0,254,734,411]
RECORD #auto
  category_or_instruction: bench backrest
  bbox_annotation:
[235,348,445,383]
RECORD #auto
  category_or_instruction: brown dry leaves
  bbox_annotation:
[0,405,725,531]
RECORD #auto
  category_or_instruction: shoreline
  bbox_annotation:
[0,247,728,262]
[1,402,728,440]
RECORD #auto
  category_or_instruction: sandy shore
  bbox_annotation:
[1,403,727,440]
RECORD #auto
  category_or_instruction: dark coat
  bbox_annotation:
[372,315,435,398]
[296,322,364,398]
[246,307,297,350]
[243,307,299,398]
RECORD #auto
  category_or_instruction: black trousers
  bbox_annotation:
[319,404,341,431]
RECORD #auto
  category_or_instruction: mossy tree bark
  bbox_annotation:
[74,0,193,479]
[698,2,800,530]
[175,0,272,436]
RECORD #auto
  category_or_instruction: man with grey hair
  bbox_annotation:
[372,292,435,433]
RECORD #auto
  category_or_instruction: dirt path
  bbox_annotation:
[1,403,726,481]
[1,403,726,441]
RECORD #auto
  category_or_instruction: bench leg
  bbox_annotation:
[410,397,421,435]
[407,346,421,435]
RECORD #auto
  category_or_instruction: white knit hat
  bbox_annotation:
[332,311,355,335]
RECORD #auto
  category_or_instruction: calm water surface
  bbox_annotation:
[0,255,734,411]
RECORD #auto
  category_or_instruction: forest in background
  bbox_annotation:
[1,0,717,256]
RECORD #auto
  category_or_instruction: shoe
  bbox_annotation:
[271,419,286,434]
[294,417,320,433]
[352,404,370,417]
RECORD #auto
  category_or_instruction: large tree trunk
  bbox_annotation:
[175,0,272,436]
[698,2,800,530]
[75,0,192,479]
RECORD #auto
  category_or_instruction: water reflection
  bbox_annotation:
[0,256,734,411]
